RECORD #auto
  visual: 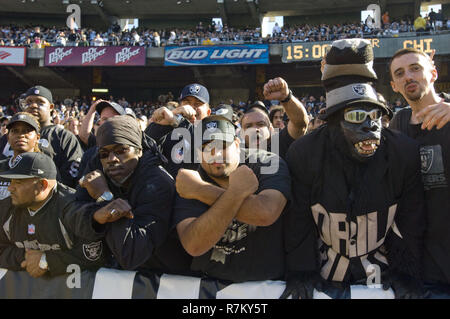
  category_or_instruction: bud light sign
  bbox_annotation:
[164,45,269,66]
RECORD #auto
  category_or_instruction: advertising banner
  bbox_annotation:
[0,47,26,66]
[164,44,269,66]
[44,46,146,66]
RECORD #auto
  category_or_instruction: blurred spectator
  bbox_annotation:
[269,106,286,130]
[93,33,104,46]
[435,10,444,30]
[414,14,427,35]
[0,116,10,137]
[78,33,89,46]
[55,31,66,46]
[153,31,160,47]
[382,11,390,26]
[67,29,79,46]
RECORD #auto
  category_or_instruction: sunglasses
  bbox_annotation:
[98,146,131,159]
[344,109,382,124]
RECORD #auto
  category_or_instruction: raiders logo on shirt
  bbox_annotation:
[82,241,103,261]
[420,145,448,190]
[38,139,50,149]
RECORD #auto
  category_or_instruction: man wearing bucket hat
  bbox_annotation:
[0,152,106,277]
[172,114,291,282]
[282,39,426,299]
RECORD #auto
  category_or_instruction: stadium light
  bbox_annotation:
[92,88,109,93]
[90,0,97,4]
[62,0,69,4]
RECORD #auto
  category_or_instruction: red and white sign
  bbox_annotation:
[0,47,26,66]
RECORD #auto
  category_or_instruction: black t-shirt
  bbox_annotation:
[172,149,291,283]
[268,126,295,161]
[390,93,450,284]
[39,125,83,188]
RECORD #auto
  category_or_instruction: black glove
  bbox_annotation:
[280,271,324,299]
[382,271,423,299]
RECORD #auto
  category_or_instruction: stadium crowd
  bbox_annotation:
[0,90,408,139]
[0,36,450,299]
[1,11,449,48]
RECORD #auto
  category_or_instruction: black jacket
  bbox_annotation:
[145,118,198,177]
[39,125,83,188]
[0,183,106,276]
[72,151,176,271]
[285,126,426,283]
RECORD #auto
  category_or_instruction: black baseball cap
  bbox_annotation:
[201,115,236,146]
[0,115,11,122]
[212,104,234,122]
[247,101,269,115]
[96,101,127,116]
[0,152,57,180]
[24,86,53,104]
[7,113,40,132]
[179,83,209,104]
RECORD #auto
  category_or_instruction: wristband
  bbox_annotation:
[281,90,293,103]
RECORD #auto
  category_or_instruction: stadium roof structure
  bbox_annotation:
[2,0,444,19]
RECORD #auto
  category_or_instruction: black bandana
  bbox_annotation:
[96,115,142,150]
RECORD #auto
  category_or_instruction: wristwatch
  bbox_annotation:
[280,89,293,103]
[96,191,114,202]
[171,113,184,127]
[39,253,48,270]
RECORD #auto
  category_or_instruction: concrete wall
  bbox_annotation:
[285,12,361,26]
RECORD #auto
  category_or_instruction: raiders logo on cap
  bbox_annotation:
[189,85,201,94]
[206,122,218,130]
[215,108,228,115]
[18,115,26,120]
[82,241,102,261]
[10,155,22,168]
[34,89,40,95]
[352,84,366,96]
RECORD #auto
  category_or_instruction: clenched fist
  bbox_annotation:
[93,198,134,225]
[151,107,176,126]
[176,169,207,200]
[263,77,290,102]
[173,105,197,123]
[228,165,259,199]
[79,170,110,200]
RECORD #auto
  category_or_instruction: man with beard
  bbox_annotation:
[72,116,176,272]
[239,77,309,160]
[0,152,106,277]
[0,113,41,200]
[282,39,426,299]
[7,86,84,188]
[389,48,450,297]
[173,114,291,282]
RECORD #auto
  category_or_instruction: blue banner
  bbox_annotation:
[164,45,269,66]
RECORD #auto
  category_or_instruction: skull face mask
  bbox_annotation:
[340,104,383,161]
